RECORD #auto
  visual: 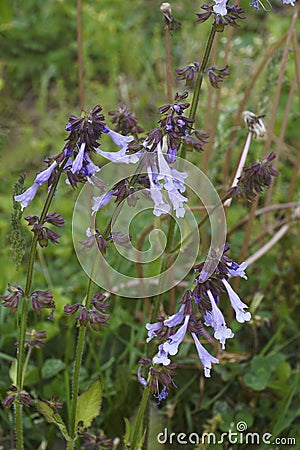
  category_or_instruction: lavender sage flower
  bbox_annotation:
[14,105,107,209]
[146,245,251,380]
[191,333,219,378]
[96,126,140,164]
[14,161,57,210]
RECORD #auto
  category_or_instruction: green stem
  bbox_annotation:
[131,217,176,448]
[68,276,95,445]
[189,26,216,123]
[14,159,67,450]
[131,386,151,450]
[179,25,216,162]
[14,401,24,450]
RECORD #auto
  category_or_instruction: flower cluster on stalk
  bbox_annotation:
[196,3,245,30]
[14,106,104,209]
[20,330,47,349]
[2,385,33,409]
[227,152,279,202]
[64,293,110,331]
[92,94,209,218]
[139,245,251,402]
[1,285,55,319]
[25,212,65,247]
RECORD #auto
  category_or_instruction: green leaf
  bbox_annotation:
[37,400,70,442]
[9,359,17,384]
[41,358,65,379]
[76,377,102,430]
[123,417,131,447]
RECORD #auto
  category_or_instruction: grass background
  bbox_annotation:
[0,0,300,448]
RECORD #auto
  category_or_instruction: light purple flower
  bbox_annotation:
[137,366,147,387]
[227,261,247,279]
[147,166,171,216]
[282,0,295,4]
[205,290,234,349]
[167,189,186,218]
[97,127,139,164]
[191,332,219,377]
[72,142,86,174]
[14,161,58,210]
[96,147,140,164]
[164,304,185,327]
[84,154,100,178]
[14,183,39,211]
[145,321,163,343]
[222,279,251,323]
[104,126,134,149]
[153,344,171,366]
[92,189,115,213]
[35,161,57,185]
[213,0,228,15]
[156,144,188,217]
[162,314,190,357]
[167,147,176,163]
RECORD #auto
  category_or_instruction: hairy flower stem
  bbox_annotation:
[165,25,173,103]
[15,159,68,450]
[179,25,216,162]
[189,26,216,120]
[68,275,95,448]
[77,0,85,110]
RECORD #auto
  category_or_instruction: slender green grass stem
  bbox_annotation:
[14,160,67,450]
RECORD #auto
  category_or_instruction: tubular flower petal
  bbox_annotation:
[164,304,185,327]
[14,183,39,210]
[72,143,86,174]
[145,321,163,343]
[162,315,190,356]
[191,332,219,377]
[92,190,116,214]
[153,344,171,366]
[35,161,57,185]
[205,290,234,349]
[222,279,251,323]
[213,0,228,15]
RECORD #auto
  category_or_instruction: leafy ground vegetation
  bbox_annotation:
[0,0,300,449]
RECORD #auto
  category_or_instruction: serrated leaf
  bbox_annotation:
[76,377,102,430]
[37,400,70,441]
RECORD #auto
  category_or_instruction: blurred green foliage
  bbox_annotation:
[0,0,300,449]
